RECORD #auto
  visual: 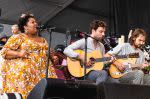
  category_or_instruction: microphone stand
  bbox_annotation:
[103,38,113,51]
[45,27,56,78]
[82,32,97,80]
[82,32,113,80]
[83,32,88,80]
[65,28,70,47]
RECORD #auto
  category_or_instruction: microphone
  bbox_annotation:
[103,38,113,50]
[76,30,91,38]
[36,25,56,31]
[141,45,150,51]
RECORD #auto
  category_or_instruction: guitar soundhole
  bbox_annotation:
[80,57,95,68]
[90,57,95,63]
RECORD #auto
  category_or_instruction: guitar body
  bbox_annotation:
[109,58,137,78]
[67,50,104,77]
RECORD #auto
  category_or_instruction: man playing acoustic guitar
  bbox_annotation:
[105,28,149,84]
[64,20,116,85]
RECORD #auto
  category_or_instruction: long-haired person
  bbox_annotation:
[1,13,57,99]
[105,28,149,84]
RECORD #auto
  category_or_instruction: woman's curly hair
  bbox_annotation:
[18,13,34,33]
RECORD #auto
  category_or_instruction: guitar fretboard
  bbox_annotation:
[95,54,137,62]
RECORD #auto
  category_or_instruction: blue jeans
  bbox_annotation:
[86,70,108,85]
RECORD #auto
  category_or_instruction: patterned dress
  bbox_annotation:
[1,33,57,99]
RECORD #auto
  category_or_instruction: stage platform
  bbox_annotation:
[27,78,150,99]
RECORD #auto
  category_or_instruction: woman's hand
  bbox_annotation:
[4,49,29,59]
[18,50,29,58]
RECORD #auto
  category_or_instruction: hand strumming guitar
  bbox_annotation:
[77,54,93,67]
[113,61,126,72]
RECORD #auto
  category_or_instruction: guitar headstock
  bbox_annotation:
[128,53,139,58]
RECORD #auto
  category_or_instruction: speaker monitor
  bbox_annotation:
[27,78,97,99]
[98,82,150,99]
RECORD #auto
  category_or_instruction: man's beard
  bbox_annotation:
[95,36,104,42]
[135,44,143,49]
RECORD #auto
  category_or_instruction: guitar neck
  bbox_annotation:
[95,54,131,62]
[115,54,129,59]
[95,57,111,62]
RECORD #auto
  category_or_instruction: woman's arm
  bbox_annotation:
[1,34,27,59]
[4,49,28,59]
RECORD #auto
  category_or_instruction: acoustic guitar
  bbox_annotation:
[109,57,141,79]
[67,50,139,77]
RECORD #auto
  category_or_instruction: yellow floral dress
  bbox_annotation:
[1,33,57,99]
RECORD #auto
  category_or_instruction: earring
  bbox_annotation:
[25,29,28,34]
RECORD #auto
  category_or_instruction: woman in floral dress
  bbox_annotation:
[1,13,57,99]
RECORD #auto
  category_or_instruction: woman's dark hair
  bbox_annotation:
[89,20,106,33]
[0,34,7,41]
[50,50,66,65]
[54,44,66,54]
[129,28,147,45]
[18,13,34,33]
